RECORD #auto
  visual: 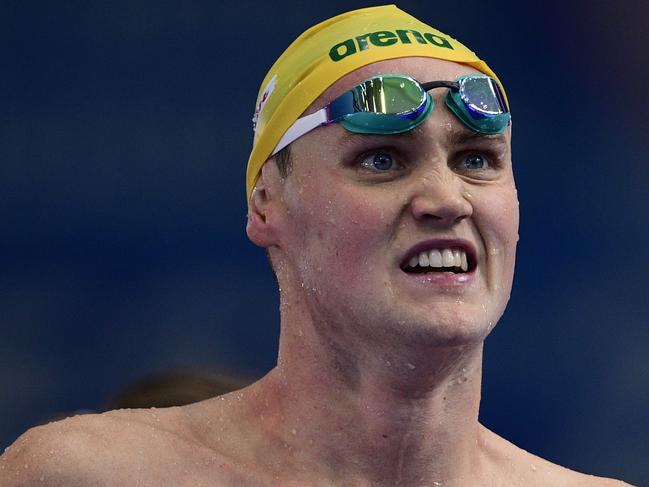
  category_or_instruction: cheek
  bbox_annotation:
[493,194,520,299]
[288,175,395,271]
[496,192,519,247]
[474,183,519,260]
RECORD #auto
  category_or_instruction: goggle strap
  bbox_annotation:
[272,108,329,155]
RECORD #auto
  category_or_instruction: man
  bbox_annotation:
[0,6,634,486]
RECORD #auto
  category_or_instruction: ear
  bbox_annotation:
[246,162,282,248]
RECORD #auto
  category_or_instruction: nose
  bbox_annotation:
[409,173,473,225]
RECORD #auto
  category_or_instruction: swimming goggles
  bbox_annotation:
[272,73,510,155]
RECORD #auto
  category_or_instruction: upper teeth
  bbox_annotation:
[406,248,469,272]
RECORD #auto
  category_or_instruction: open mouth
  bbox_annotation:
[400,246,477,275]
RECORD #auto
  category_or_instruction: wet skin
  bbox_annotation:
[0,57,634,487]
[261,57,520,358]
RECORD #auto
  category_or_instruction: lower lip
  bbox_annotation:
[400,268,477,287]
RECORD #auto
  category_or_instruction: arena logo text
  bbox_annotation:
[329,29,453,62]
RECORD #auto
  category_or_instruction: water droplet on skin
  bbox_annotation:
[488,247,501,256]
[530,463,537,472]
[406,362,416,370]
[291,428,297,435]
[453,367,469,385]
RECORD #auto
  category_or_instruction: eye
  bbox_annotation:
[461,153,489,170]
[360,151,400,172]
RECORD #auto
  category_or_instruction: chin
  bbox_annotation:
[369,305,501,350]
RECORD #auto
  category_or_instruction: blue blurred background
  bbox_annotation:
[2,0,648,484]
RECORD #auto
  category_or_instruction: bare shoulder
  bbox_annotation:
[2,413,110,485]
[0,407,248,486]
[479,426,637,487]
[0,409,179,486]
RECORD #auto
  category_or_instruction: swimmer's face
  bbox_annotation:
[249,57,519,348]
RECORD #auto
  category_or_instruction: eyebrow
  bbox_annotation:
[448,130,507,146]
[335,128,506,149]
[336,129,417,148]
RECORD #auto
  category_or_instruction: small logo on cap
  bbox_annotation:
[252,74,277,133]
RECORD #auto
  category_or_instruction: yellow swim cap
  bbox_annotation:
[246,4,507,200]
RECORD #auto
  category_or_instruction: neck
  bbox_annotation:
[246,299,489,487]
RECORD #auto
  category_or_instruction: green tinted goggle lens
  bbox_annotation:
[356,75,426,114]
[329,75,430,134]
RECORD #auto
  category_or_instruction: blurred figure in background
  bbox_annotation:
[104,369,252,410]
[38,369,251,424]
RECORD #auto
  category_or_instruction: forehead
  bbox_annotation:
[306,57,481,115]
